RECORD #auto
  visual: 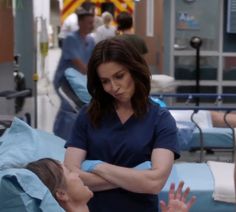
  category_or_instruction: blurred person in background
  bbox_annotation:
[116,11,148,56]
[92,11,116,43]
[53,7,95,141]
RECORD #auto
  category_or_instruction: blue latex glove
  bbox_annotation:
[134,161,152,170]
[81,160,103,172]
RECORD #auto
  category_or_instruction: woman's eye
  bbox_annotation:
[101,79,109,84]
[116,73,124,79]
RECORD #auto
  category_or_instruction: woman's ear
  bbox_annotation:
[55,189,69,202]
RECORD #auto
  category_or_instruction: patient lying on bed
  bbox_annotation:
[26,158,195,212]
[26,158,93,212]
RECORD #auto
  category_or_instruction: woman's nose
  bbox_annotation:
[110,81,119,92]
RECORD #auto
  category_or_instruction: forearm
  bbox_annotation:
[64,148,118,191]
[64,163,117,191]
[79,170,118,191]
[93,163,168,194]
[72,59,87,74]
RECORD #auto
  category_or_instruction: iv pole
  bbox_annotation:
[190,36,202,106]
[33,17,40,128]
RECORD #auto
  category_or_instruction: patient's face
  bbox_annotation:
[62,165,93,203]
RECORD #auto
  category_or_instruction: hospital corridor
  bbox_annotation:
[0,0,236,211]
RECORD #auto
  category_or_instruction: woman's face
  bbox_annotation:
[97,62,135,105]
[62,165,93,203]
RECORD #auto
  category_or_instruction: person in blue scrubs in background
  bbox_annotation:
[53,7,95,90]
[53,7,95,140]
[64,37,180,212]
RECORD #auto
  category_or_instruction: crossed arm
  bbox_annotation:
[64,147,174,193]
[64,147,116,191]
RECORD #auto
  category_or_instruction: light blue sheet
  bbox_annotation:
[159,163,235,212]
[64,67,91,104]
[0,168,64,212]
[0,118,66,211]
[177,126,233,151]
[0,117,65,169]
[191,128,233,149]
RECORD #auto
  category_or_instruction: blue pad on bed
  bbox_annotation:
[0,168,64,212]
[160,163,235,212]
[176,121,196,150]
[64,67,91,103]
[191,128,233,149]
[0,118,66,211]
[0,117,66,169]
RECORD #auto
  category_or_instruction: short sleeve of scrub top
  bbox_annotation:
[62,34,82,60]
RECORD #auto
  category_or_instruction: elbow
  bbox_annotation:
[140,185,161,195]
[143,179,166,194]
[148,184,163,194]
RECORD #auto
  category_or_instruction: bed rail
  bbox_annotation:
[151,93,236,162]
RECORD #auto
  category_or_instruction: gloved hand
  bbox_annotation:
[81,160,103,172]
[134,161,152,170]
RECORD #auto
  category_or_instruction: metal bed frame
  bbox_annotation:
[151,93,236,162]
[0,89,32,136]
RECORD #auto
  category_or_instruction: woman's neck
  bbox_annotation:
[115,100,132,110]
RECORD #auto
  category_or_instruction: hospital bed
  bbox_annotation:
[152,93,236,162]
[0,118,235,212]
[0,89,32,136]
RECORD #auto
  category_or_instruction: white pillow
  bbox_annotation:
[0,118,65,170]
[170,110,213,129]
[151,74,176,93]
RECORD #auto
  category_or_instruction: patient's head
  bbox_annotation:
[26,158,93,208]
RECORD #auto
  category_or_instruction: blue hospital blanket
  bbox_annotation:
[159,163,236,212]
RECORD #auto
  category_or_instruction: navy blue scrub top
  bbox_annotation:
[66,102,180,212]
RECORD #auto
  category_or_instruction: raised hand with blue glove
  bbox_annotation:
[81,160,103,172]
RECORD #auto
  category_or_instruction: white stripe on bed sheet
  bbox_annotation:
[170,110,213,129]
[207,161,236,203]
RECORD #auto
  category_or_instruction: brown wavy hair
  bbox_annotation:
[87,37,151,127]
[26,158,66,201]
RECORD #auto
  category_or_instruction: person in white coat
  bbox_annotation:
[92,11,116,43]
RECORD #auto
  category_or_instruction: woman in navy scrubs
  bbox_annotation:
[64,37,180,212]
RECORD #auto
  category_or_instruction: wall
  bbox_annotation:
[0,1,13,63]
[163,0,171,75]
[0,1,14,114]
[134,0,164,74]
[14,1,35,90]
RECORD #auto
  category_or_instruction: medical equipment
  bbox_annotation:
[0,89,32,136]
